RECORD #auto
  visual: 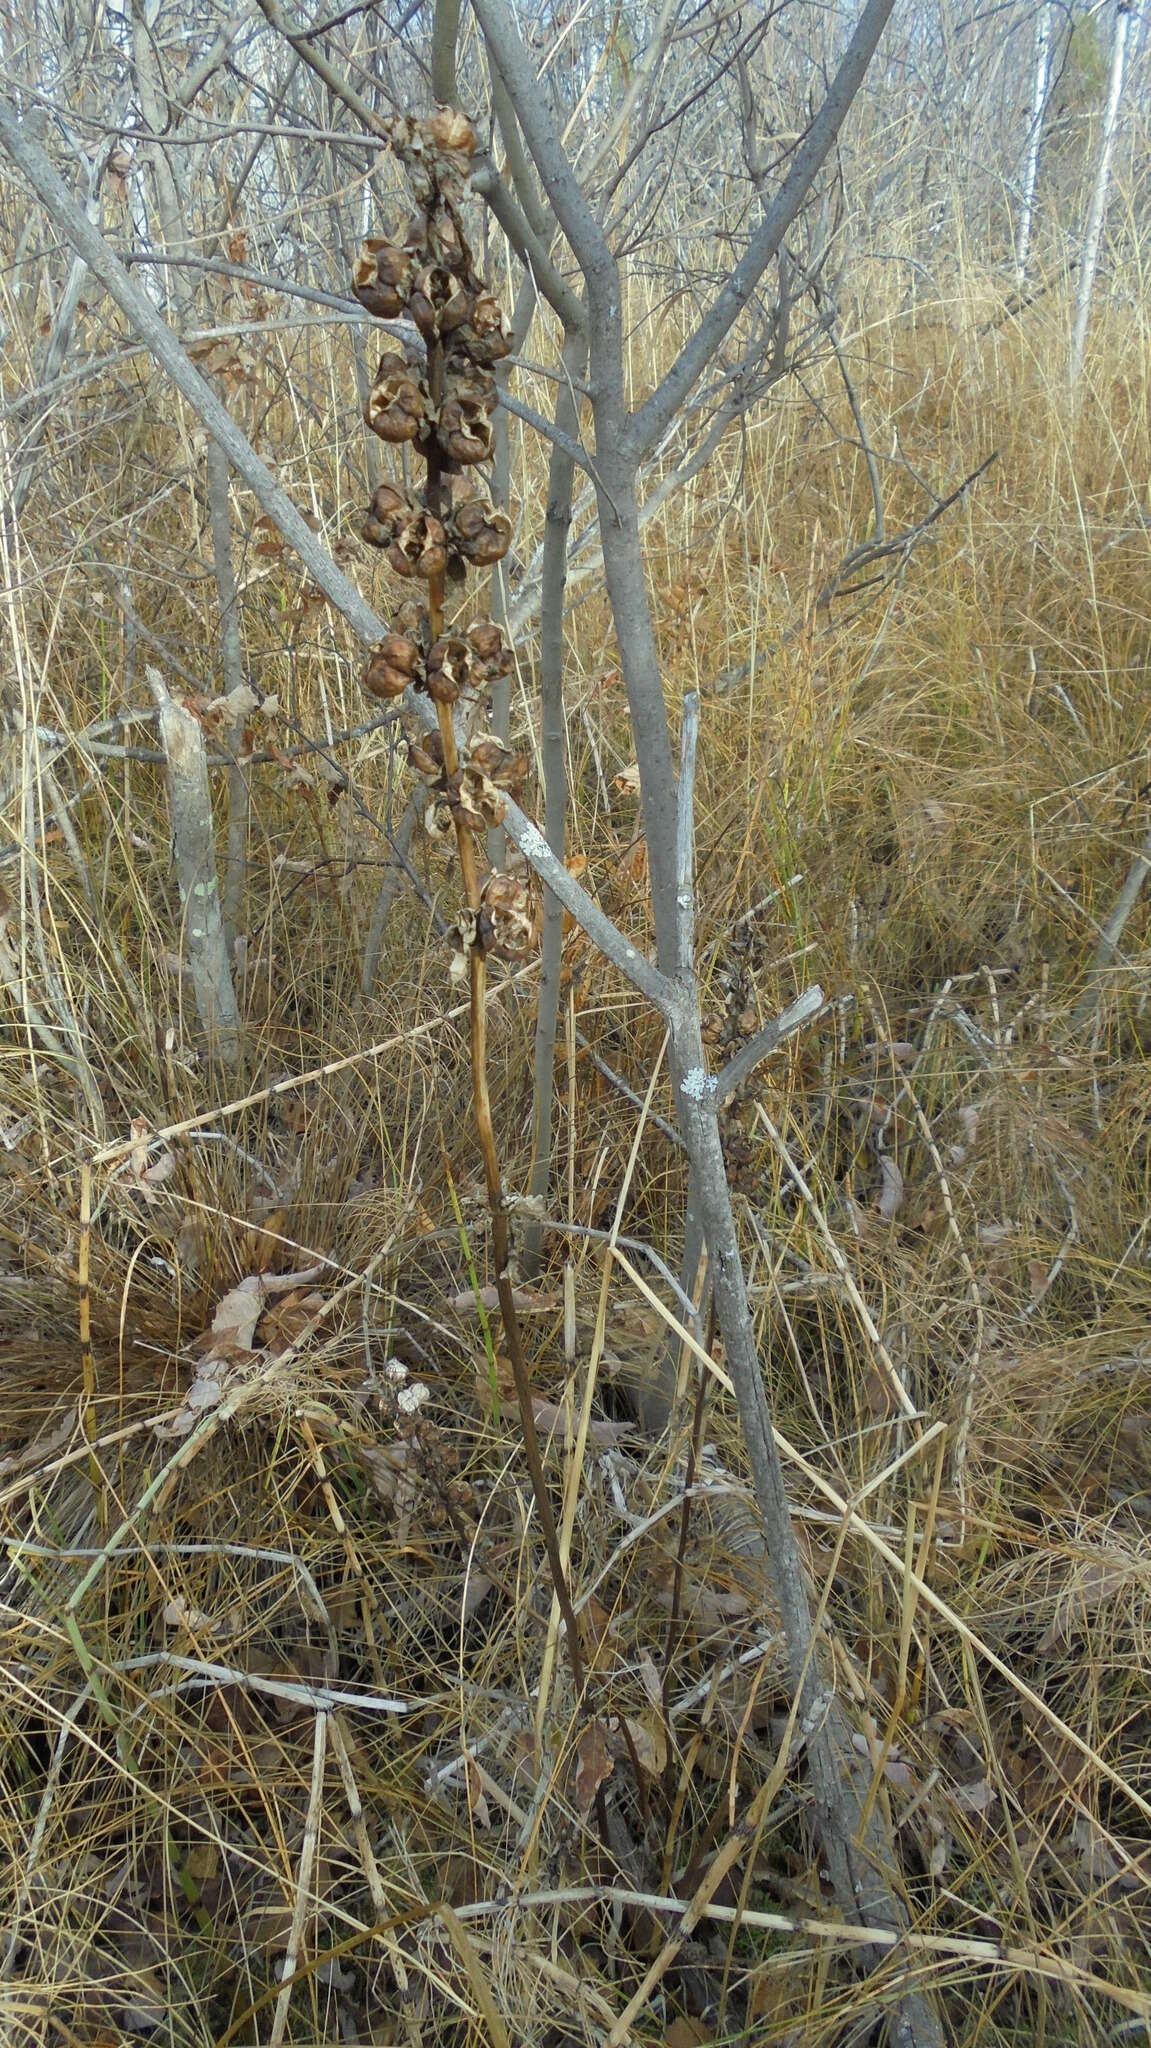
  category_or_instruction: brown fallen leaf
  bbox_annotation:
[573,1719,614,1815]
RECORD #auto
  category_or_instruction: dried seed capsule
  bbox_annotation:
[456,293,512,366]
[466,618,513,682]
[351,237,412,319]
[380,631,422,676]
[409,263,472,340]
[479,872,537,960]
[447,493,513,566]
[443,353,497,407]
[364,349,428,443]
[363,649,415,699]
[427,107,476,158]
[424,791,456,841]
[360,480,418,549]
[408,732,444,778]
[393,597,428,641]
[438,393,494,466]
[425,634,472,705]
[388,513,448,581]
[425,202,470,275]
[467,736,507,776]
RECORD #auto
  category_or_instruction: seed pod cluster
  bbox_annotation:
[407,720,526,834]
[382,109,477,200]
[446,481,513,567]
[478,873,537,960]
[353,105,536,975]
[361,482,447,580]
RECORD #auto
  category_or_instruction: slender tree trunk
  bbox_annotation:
[206,439,249,947]
[1070,0,1133,386]
[1015,0,1052,290]
[523,328,587,1268]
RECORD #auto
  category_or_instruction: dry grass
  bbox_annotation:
[1,178,1150,2048]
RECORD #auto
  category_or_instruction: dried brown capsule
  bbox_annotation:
[388,509,448,581]
[427,107,476,158]
[425,202,471,275]
[424,791,456,841]
[438,392,494,466]
[447,492,513,566]
[466,618,513,683]
[467,736,527,793]
[408,732,444,778]
[456,293,513,366]
[351,237,412,319]
[360,480,414,549]
[393,597,428,641]
[478,872,537,960]
[425,634,472,706]
[364,350,428,443]
[409,263,472,340]
[363,635,420,700]
[459,734,528,826]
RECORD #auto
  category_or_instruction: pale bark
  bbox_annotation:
[466,4,944,2036]
[1015,0,1053,290]
[1070,0,1133,387]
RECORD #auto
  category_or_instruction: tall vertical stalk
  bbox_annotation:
[352,111,588,1696]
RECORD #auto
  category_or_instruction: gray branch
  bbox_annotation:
[627,0,896,461]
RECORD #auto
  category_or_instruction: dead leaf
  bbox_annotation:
[875,1153,904,1220]
[203,1274,266,1358]
[618,1712,667,1776]
[262,1288,324,1352]
[573,1719,614,1815]
[450,1283,557,1316]
[638,1649,662,1705]
[474,1353,517,1417]
[666,2019,714,2046]
[530,1398,632,1449]
[613,762,641,796]
[951,1776,997,1816]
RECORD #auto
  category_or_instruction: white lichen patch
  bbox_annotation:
[680,1066,716,1103]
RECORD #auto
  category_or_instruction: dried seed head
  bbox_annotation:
[351,236,412,319]
[387,509,448,581]
[449,905,479,979]
[393,598,428,641]
[409,263,472,340]
[447,492,513,566]
[424,634,473,706]
[408,732,444,778]
[438,392,494,466]
[465,735,528,801]
[425,202,470,275]
[478,872,537,960]
[456,293,512,366]
[364,349,428,443]
[451,777,488,831]
[364,631,423,699]
[360,479,416,549]
[424,791,457,841]
[466,736,506,776]
[444,353,497,404]
[363,647,416,700]
[427,107,476,157]
[466,618,513,683]
[459,739,527,827]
